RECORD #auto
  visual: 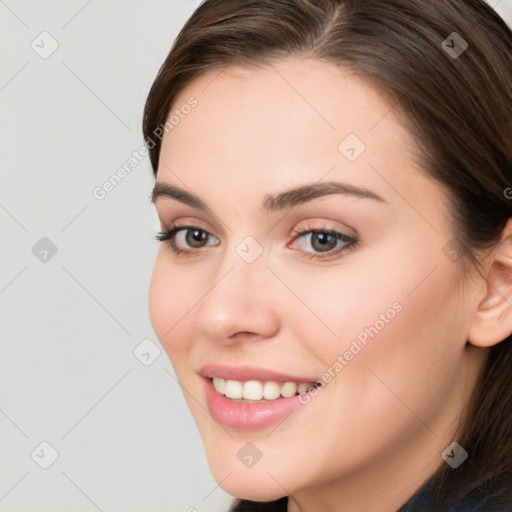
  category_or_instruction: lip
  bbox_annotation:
[202,376,318,430]
[199,363,318,383]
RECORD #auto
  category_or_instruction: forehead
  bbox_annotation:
[156,57,427,210]
[169,59,394,139]
[168,58,402,150]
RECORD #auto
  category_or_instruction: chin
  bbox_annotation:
[212,469,288,502]
[199,440,290,500]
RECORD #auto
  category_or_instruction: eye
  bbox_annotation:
[155,222,359,261]
[289,224,359,261]
[155,224,219,256]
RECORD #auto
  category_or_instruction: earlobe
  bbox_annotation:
[467,220,512,348]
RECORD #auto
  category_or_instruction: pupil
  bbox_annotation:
[313,232,336,252]
[187,229,206,247]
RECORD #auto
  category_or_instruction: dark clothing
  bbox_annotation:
[231,475,512,511]
[397,476,512,512]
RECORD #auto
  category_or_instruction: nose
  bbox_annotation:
[194,247,280,344]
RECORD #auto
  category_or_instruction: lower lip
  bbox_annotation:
[203,377,314,430]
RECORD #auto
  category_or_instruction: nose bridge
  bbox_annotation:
[194,235,279,341]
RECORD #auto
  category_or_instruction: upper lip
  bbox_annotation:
[199,363,318,383]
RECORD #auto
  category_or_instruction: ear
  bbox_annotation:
[467,218,512,348]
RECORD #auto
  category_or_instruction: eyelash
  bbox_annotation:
[292,225,359,260]
[155,223,359,261]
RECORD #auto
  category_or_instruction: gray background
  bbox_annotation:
[1,1,511,511]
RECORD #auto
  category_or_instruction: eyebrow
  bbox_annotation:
[150,180,387,213]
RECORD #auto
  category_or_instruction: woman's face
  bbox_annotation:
[148,58,486,504]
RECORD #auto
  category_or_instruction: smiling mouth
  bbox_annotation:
[210,376,321,402]
[203,374,322,429]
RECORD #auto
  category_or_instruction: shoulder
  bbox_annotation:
[447,478,512,512]
[398,476,512,512]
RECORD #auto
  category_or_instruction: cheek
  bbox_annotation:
[285,230,455,357]
[282,234,464,417]
[272,255,406,364]
[148,253,196,360]
[320,260,462,437]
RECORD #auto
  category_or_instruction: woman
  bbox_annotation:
[143,1,512,510]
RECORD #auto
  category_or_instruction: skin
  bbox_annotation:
[148,58,511,512]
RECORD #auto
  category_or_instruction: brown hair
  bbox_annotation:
[143,0,512,509]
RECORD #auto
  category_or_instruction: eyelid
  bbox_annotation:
[161,218,354,242]
[289,218,357,238]
[155,204,227,234]
[160,217,214,233]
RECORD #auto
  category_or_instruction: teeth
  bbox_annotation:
[212,377,225,395]
[263,381,281,400]
[243,380,263,400]
[280,381,297,398]
[224,379,243,399]
[297,382,309,393]
[212,377,317,401]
